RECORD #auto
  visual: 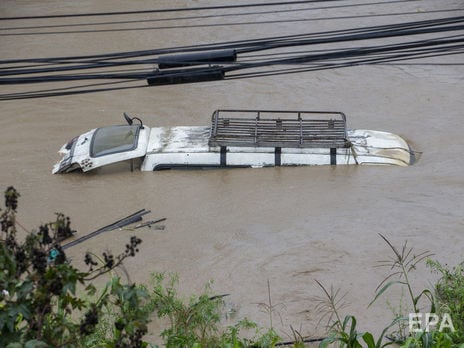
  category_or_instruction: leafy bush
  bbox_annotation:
[0,186,284,348]
[316,235,464,348]
[400,330,455,348]
[427,260,464,345]
[147,272,280,348]
[0,186,149,347]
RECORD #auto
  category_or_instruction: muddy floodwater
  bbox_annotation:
[1,0,463,343]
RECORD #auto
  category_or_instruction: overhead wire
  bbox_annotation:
[0,16,462,85]
[0,0,435,36]
[0,3,456,36]
[226,47,464,80]
[0,80,145,101]
[233,41,464,78]
[2,15,462,66]
[0,4,462,99]
[229,35,464,68]
[0,0,343,20]
[1,16,463,72]
[0,0,427,32]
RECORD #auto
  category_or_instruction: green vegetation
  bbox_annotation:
[0,186,149,347]
[147,273,280,347]
[0,187,284,347]
[427,260,464,345]
[315,234,464,348]
[1,186,463,347]
[314,280,397,348]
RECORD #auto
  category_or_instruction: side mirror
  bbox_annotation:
[123,112,144,129]
[124,112,133,125]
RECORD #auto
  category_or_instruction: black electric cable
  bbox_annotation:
[2,15,463,65]
[0,0,342,20]
[2,3,454,33]
[1,16,462,81]
[0,10,462,99]
[0,1,435,36]
[0,21,464,84]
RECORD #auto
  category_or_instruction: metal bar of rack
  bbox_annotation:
[209,109,349,148]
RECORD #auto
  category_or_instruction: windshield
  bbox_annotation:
[90,125,140,157]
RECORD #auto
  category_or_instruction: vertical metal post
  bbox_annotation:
[220,146,227,167]
[275,147,282,166]
[330,148,337,165]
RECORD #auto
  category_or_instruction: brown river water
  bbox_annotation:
[1,0,463,343]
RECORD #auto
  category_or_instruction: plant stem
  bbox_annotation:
[402,263,418,313]
[267,280,273,329]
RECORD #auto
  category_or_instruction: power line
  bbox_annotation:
[2,15,463,65]
[0,13,462,99]
[0,1,422,31]
[0,0,341,20]
[0,0,433,35]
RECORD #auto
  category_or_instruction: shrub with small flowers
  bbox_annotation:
[0,186,150,347]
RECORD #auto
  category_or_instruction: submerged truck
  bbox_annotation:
[53,109,413,174]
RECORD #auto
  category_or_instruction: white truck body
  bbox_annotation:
[53,110,413,174]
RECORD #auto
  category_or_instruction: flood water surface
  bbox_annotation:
[1,0,463,342]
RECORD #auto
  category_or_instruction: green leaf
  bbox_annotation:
[362,332,376,348]
[6,343,23,348]
[412,289,435,313]
[369,281,404,307]
[8,303,30,326]
[318,337,335,348]
[420,332,432,348]
[347,315,357,339]
[400,337,414,348]
[378,316,405,348]
[16,280,34,299]
[24,340,49,348]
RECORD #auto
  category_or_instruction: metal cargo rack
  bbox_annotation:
[208,109,349,148]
